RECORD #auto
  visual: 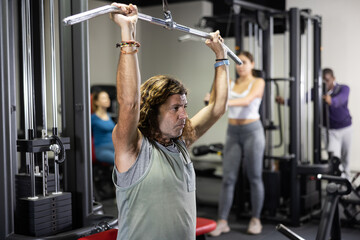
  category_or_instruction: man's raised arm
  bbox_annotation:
[110,3,142,172]
[189,31,229,146]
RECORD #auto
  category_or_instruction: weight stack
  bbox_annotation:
[15,192,72,237]
[15,173,55,198]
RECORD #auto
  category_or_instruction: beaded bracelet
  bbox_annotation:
[116,40,141,49]
[116,40,140,54]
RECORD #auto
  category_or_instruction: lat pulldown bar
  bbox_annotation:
[63,5,242,65]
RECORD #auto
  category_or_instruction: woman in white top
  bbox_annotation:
[210,51,266,236]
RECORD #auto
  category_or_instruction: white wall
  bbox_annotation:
[89,0,122,86]
[287,0,360,171]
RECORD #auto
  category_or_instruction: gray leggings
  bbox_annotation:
[219,120,265,220]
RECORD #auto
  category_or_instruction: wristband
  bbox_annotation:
[214,59,230,68]
[215,58,228,61]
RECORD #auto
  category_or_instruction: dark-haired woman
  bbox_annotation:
[91,91,115,164]
[210,51,265,236]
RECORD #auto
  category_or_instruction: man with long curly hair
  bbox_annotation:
[110,3,229,240]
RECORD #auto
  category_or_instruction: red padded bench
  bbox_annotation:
[196,217,217,240]
[78,228,118,240]
[78,217,216,240]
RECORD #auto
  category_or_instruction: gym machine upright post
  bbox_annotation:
[2,0,116,239]
[15,0,72,237]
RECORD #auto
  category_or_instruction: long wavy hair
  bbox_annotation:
[138,75,195,144]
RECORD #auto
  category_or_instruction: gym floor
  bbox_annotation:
[100,175,360,240]
[196,205,360,240]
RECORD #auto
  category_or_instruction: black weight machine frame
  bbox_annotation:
[221,1,324,227]
[0,1,116,239]
[277,174,352,240]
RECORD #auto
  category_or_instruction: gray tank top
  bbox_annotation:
[112,137,196,240]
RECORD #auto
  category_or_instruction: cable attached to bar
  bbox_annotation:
[62,5,243,65]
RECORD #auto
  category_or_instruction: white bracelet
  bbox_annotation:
[214,59,230,68]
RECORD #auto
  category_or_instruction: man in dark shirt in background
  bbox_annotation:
[322,68,352,179]
[275,68,352,178]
